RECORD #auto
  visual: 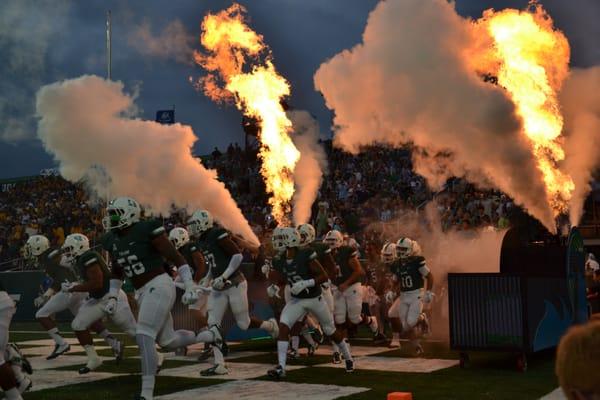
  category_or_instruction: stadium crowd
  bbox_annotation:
[1,142,515,269]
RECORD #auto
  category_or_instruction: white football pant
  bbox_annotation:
[387,289,422,331]
[333,282,363,325]
[71,289,136,337]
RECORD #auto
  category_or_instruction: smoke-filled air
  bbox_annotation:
[315,0,600,233]
[35,75,259,245]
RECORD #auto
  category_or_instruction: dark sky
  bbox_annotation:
[0,0,598,179]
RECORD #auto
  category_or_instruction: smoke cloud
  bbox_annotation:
[0,0,70,142]
[128,19,195,64]
[288,110,328,225]
[561,66,600,225]
[36,75,258,245]
[314,0,557,232]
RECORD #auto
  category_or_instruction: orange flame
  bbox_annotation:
[473,3,574,219]
[194,4,300,224]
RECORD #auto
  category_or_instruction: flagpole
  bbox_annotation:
[106,10,112,80]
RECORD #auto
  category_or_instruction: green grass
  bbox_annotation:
[24,375,225,400]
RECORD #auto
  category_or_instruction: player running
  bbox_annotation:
[267,227,354,379]
[61,233,137,374]
[186,210,278,376]
[102,197,219,400]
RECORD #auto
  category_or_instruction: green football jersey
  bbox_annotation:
[76,250,111,299]
[389,256,428,291]
[104,219,167,284]
[332,245,359,285]
[309,242,331,261]
[198,227,241,280]
[40,248,78,292]
[179,241,206,279]
[272,249,321,299]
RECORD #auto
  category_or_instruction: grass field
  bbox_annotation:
[6,322,559,400]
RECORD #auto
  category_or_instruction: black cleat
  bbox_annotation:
[345,359,355,373]
[267,365,286,379]
[373,331,388,345]
[133,396,147,400]
[287,349,299,360]
[332,352,342,364]
[200,364,229,376]
[307,343,319,357]
[46,343,70,360]
[415,344,424,356]
[197,347,213,362]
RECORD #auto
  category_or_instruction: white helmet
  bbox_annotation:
[24,235,50,258]
[381,242,397,264]
[187,210,213,237]
[324,230,344,249]
[282,227,301,248]
[271,227,288,254]
[102,197,142,231]
[61,233,90,265]
[397,237,418,259]
[169,227,190,249]
[297,223,316,246]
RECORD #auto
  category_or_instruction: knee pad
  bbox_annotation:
[322,322,336,337]
[35,309,49,319]
[349,314,362,325]
[235,314,251,331]
[71,317,87,332]
[334,315,346,325]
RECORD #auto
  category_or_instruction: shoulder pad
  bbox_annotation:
[81,250,101,266]
[143,219,165,238]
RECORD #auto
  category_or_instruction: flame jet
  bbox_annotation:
[194,4,300,224]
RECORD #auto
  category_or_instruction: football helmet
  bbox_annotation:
[271,227,287,254]
[24,235,50,258]
[283,227,301,248]
[324,230,344,249]
[297,223,316,246]
[381,242,397,264]
[397,237,420,259]
[102,197,141,231]
[169,227,190,249]
[187,210,213,237]
[61,233,90,265]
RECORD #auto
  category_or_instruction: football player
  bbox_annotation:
[25,235,121,360]
[324,230,379,363]
[267,227,354,379]
[380,243,400,347]
[186,210,278,376]
[387,238,434,355]
[61,233,137,374]
[0,283,30,400]
[102,197,219,400]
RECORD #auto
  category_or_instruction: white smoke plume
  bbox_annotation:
[0,0,70,141]
[314,0,557,232]
[561,66,600,226]
[289,110,328,225]
[36,75,258,245]
[128,19,195,64]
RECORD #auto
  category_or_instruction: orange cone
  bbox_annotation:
[387,393,413,400]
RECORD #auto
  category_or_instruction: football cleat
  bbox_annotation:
[415,344,425,356]
[78,357,102,374]
[307,343,319,357]
[345,359,355,373]
[17,377,32,394]
[8,343,33,375]
[332,352,342,364]
[418,313,431,337]
[197,347,213,362]
[267,365,286,380]
[133,396,147,400]
[200,364,229,376]
[373,331,388,345]
[288,349,299,360]
[311,328,324,345]
[46,342,70,360]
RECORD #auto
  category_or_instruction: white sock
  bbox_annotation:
[84,345,99,363]
[99,329,117,347]
[11,364,25,382]
[336,339,353,362]
[213,346,225,365]
[48,328,66,346]
[5,387,23,400]
[291,336,300,351]
[141,375,155,400]
[392,332,400,344]
[368,316,378,333]
[277,340,288,370]
[302,332,316,347]
[332,342,339,353]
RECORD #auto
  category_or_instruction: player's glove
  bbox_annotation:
[321,280,331,289]
[384,290,396,303]
[61,281,75,293]
[199,276,210,288]
[104,296,117,315]
[422,290,435,304]
[212,275,228,290]
[182,281,199,305]
[266,284,281,299]
[34,295,49,307]
[291,279,315,296]
[261,261,272,278]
